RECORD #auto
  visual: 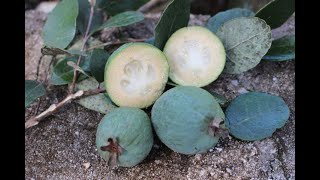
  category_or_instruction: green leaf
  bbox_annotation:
[216,17,272,74]
[25,80,46,108]
[92,11,144,34]
[263,35,295,61]
[154,0,191,50]
[50,71,69,85]
[207,8,255,33]
[225,92,290,141]
[255,0,295,29]
[89,49,110,83]
[50,57,88,85]
[77,0,103,35]
[97,0,149,16]
[43,0,79,49]
[75,77,117,113]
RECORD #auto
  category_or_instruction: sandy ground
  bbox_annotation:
[25,8,295,180]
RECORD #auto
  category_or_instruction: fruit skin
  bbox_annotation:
[104,42,169,108]
[151,86,225,155]
[163,26,226,87]
[96,107,153,167]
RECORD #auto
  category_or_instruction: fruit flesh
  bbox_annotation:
[151,86,225,155]
[96,107,153,167]
[163,26,226,87]
[105,43,169,108]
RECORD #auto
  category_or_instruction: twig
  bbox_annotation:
[86,38,147,51]
[36,54,44,81]
[138,0,167,13]
[25,88,106,129]
[33,97,43,117]
[44,56,55,86]
[70,4,95,93]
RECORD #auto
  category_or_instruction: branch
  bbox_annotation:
[70,4,95,93]
[138,0,167,13]
[86,38,146,51]
[25,88,106,129]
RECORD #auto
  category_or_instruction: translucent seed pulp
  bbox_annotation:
[120,59,156,96]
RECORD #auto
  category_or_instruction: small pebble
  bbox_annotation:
[199,170,206,176]
[155,160,161,164]
[226,168,232,174]
[195,154,202,161]
[231,80,239,86]
[238,88,249,94]
[83,162,90,170]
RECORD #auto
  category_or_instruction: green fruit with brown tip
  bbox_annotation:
[151,86,227,155]
[96,107,153,167]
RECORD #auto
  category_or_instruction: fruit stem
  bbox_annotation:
[208,117,229,138]
[100,137,124,166]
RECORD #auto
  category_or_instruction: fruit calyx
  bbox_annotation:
[208,117,229,138]
[100,137,124,166]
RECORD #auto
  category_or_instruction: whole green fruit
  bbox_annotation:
[96,107,153,167]
[151,86,227,155]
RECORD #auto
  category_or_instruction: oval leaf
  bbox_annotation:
[89,49,110,82]
[97,0,149,16]
[25,80,46,108]
[75,77,117,113]
[255,0,295,29]
[263,35,295,61]
[50,57,88,85]
[92,11,144,34]
[225,92,290,141]
[207,8,255,33]
[43,0,79,49]
[50,71,69,86]
[154,0,191,50]
[77,0,103,35]
[216,17,272,74]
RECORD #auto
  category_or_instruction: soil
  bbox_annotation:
[25,6,295,180]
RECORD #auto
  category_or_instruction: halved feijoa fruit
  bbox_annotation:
[163,26,226,87]
[105,43,169,108]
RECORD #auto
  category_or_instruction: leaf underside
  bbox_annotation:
[207,8,255,33]
[216,17,272,74]
[25,80,46,108]
[76,77,117,114]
